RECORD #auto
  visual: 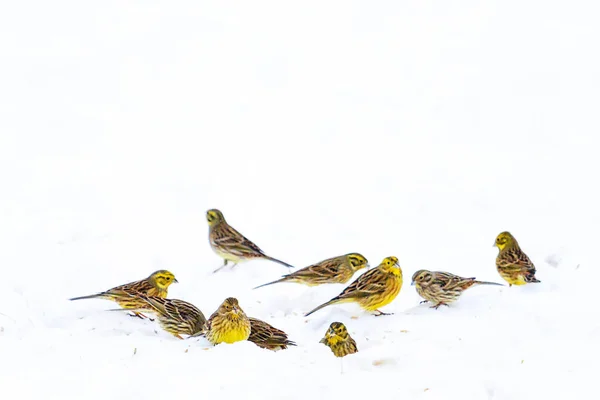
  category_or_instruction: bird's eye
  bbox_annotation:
[166,277,171,280]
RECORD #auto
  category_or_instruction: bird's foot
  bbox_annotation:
[374,309,393,316]
[129,312,146,319]
[420,300,429,304]
[431,303,449,310]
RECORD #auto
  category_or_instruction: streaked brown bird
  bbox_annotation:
[206,209,295,273]
[494,231,541,286]
[411,269,503,309]
[320,322,358,357]
[69,270,177,318]
[133,295,206,339]
[304,256,402,317]
[253,253,368,289]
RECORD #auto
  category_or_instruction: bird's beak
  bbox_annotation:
[365,263,371,270]
[174,278,179,283]
[492,242,496,247]
[411,280,415,286]
[319,337,327,344]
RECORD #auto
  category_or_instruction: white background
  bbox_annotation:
[1,1,599,399]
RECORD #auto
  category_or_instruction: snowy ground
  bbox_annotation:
[1,1,600,399]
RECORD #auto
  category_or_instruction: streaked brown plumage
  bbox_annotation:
[254,253,368,289]
[134,295,206,339]
[320,322,358,357]
[69,270,177,318]
[206,209,295,273]
[411,269,503,309]
[495,231,541,286]
[304,256,403,317]
[248,317,296,350]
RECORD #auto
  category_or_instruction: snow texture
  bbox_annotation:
[1,1,599,399]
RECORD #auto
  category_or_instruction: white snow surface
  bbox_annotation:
[1,1,599,399]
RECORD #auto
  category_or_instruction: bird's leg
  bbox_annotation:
[431,303,449,310]
[174,333,184,340]
[213,260,229,274]
[129,312,147,319]
[229,262,238,270]
[374,309,393,316]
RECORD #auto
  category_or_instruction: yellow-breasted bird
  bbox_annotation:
[248,317,296,351]
[69,270,177,318]
[304,256,402,317]
[253,253,368,289]
[193,297,251,345]
[133,295,206,339]
[206,209,295,273]
[411,269,503,309]
[494,231,541,286]
[320,322,358,357]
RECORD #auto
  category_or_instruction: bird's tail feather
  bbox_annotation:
[264,256,295,269]
[69,293,103,301]
[473,280,505,286]
[253,278,287,290]
[304,298,339,317]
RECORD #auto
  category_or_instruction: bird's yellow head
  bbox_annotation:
[149,270,178,290]
[219,297,244,319]
[379,256,402,277]
[346,253,369,271]
[206,209,225,227]
[320,322,349,345]
[411,269,433,286]
[494,231,518,250]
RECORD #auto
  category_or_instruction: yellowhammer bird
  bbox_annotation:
[134,295,206,339]
[248,317,296,351]
[494,231,541,286]
[69,270,177,318]
[320,322,358,357]
[194,297,251,345]
[304,256,402,317]
[206,209,295,273]
[253,253,368,289]
[411,269,503,309]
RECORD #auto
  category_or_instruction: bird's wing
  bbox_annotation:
[212,224,265,256]
[287,257,343,281]
[498,249,536,272]
[337,269,387,300]
[433,271,475,290]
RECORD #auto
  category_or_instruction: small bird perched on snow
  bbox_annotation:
[129,295,206,339]
[494,231,541,286]
[193,297,251,345]
[69,270,177,319]
[411,269,503,309]
[304,256,402,317]
[320,322,358,357]
[206,209,295,273]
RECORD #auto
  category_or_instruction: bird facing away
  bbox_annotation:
[411,269,503,309]
[133,295,206,339]
[69,270,177,318]
[206,209,295,273]
[320,322,358,357]
[248,317,296,351]
[195,297,251,345]
[253,253,369,289]
[494,231,541,286]
[304,256,403,317]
